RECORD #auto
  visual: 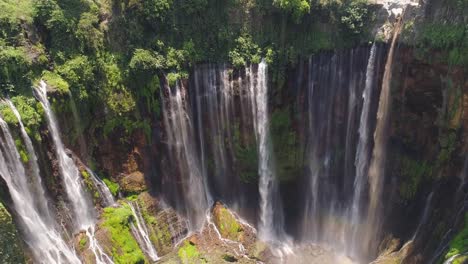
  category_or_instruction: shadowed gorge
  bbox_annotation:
[0,0,467,263]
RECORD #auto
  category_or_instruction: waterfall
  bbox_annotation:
[193,64,239,204]
[0,116,81,264]
[298,45,387,261]
[348,44,377,255]
[412,192,434,240]
[128,202,159,262]
[248,61,284,242]
[364,19,403,254]
[86,168,116,207]
[5,98,53,222]
[34,80,114,264]
[162,80,210,230]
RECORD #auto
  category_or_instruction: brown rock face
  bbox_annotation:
[119,171,147,194]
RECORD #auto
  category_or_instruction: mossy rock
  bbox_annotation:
[212,202,243,241]
[136,192,188,256]
[119,171,147,195]
[98,204,147,264]
[0,203,26,264]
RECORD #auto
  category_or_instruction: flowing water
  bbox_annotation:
[86,167,116,207]
[348,44,378,256]
[34,80,113,264]
[248,61,285,242]
[128,201,160,262]
[0,116,81,264]
[299,46,381,256]
[5,98,53,222]
[161,80,210,230]
[364,19,403,255]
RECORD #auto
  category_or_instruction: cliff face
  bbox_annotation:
[0,0,467,263]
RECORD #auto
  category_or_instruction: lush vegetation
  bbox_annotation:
[101,205,146,264]
[444,214,468,261]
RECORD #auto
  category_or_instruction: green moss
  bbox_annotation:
[444,214,468,261]
[14,139,29,163]
[178,241,203,264]
[398,156,433,201]
[215,207,242,241]
[101,205,146,264]
[103,178,119,197]
[80,170,99,199]
[79,236,88,250]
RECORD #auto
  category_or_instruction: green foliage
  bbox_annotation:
[0,46,31,94]
[418,23,468,66]
[444,214,468,261]
[0,0,34,42]
[56,55,95,99]
[133,0,173,23]
[0,96,43,141]
[398,156,433,201]
[229,34,261,68]
[42,71,69,94]
[129,49,165,72]
[0,104,18,126]
[103,178,119,197]
[98,55,136,115]
[101,205,145,264]
[339,0,373,37]
[76,9,104,53]
[178,241,202,264]
[273,0,310,23]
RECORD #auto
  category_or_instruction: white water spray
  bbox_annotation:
[128,202,159,262]
[34,80,114,264]
[0,115,81,264]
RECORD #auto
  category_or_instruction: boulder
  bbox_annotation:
[119,171,147,194]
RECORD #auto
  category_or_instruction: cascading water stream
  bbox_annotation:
[5,98,53,222]
[34,80,113,264]
[162,80,210,230]
[248,61,285,242]
[86,168,116,206]
[348,43,377,255]
[128,201,160,262]
[364,18,403,254]
[0,115,81,264]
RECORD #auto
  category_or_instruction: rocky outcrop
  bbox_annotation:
[0,203,26,264]
[119,171,147,195]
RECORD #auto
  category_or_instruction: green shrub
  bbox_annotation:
[0,46,31,94]
[229,34,261,68]
[273,0,310,23]
[56,55,95,99]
